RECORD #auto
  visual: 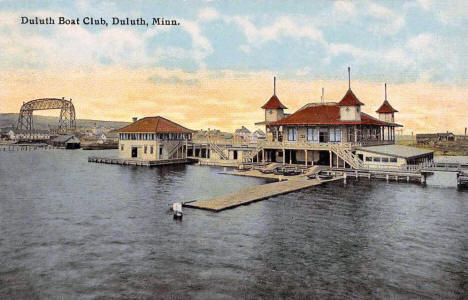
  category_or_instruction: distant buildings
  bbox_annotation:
[416,133,455,144]
[7,129,52,141]
[234,126,251,141]
[116,116,193,161]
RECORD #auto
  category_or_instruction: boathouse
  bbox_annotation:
[116,116,193,161]
[51,135,81,149]
[355,145,434,169]
[253,69,403,169]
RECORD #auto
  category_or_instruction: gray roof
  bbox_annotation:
[52,135,77,143]
[358,144,433,159]
[235,126,251,134]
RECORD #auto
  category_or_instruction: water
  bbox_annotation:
[0,150,467,299]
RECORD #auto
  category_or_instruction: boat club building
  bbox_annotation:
[117,116,193,161]
[254,69,404,169]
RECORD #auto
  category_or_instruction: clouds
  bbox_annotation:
[0,1,467,133]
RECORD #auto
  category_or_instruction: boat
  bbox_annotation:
[318,173,333,180]
[172,202,183,219]
[282,169,300,176]
[307,173,317,179]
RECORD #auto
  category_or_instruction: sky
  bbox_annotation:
[0,0,467,133]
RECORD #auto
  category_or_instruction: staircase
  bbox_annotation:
[167,142,183,159]
[329,143,364,169]
[242,144,263,163]
[207,137,228,160]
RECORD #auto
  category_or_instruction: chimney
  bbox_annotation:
[132,117,138,123]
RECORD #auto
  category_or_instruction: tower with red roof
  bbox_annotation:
[261,77,288,123]
[376,83,398,123]
[338,67,363,122]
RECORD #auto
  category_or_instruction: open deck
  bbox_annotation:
[88,156,195,166]
[184,175,341,211]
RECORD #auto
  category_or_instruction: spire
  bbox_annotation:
[348,66,351,90]
[385,83,387,101]
[376,83,398,113]
[273,76,276,95]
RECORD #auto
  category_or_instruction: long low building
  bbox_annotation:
[356,145,434,169]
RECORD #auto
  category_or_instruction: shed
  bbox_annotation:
[52,135,81,149]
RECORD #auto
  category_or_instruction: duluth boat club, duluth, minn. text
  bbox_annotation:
[20,17,180,26]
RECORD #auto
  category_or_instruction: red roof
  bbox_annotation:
[117,116,194,133]
[376,100,398,113]
[269,104,397,126]
[261,94,288,109]
[338,89,364,106]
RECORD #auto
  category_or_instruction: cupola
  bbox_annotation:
[338,67,363,121]
[261,77,287,123]
[376,83,398,123]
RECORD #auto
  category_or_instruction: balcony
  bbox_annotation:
[258,139,394,150]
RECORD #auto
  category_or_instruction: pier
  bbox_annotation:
[88,156,195,166]
[184,176,341,211]
[0,143,54,151]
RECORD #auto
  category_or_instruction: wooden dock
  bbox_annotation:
[0,143,54,151]
[184,176,341,212]
[88,156,195,166]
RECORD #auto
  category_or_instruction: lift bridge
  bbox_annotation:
[16,98,76,133]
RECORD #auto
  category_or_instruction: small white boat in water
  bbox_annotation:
[172,202,183,219]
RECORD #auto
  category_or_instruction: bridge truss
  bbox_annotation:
[16,98,76,133]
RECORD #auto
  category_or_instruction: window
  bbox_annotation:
[366,157,372,162]
[144,145,147,154]
[329,129,335,142]
[382,157,389,162]
[373,157,381,162]
[335,129,341,142]
[288,127,298,141]
[390,158,397,163]
[120,144,124,151]
[159,146,163,156]
[150,146,153,154]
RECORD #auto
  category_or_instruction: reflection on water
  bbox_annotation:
[0,150,467,299]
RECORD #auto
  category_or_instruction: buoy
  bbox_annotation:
[172,202,183,219]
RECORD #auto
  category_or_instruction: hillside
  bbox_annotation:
[0,113,130,130]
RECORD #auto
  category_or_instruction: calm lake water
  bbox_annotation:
[0,150,467,299]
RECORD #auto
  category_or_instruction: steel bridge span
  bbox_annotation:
[16,98,76,133]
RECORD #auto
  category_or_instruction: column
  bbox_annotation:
[305,150,308,166]
[283,149,285,165]
[262,149,265,163]
[329,150,332,168]
[289,150,292,164]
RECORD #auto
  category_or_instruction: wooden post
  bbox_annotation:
[329,151,332,168]
[283,149,285,165]
[262,149,265,163]
[305,150,307,166]
[344,172,347,184]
